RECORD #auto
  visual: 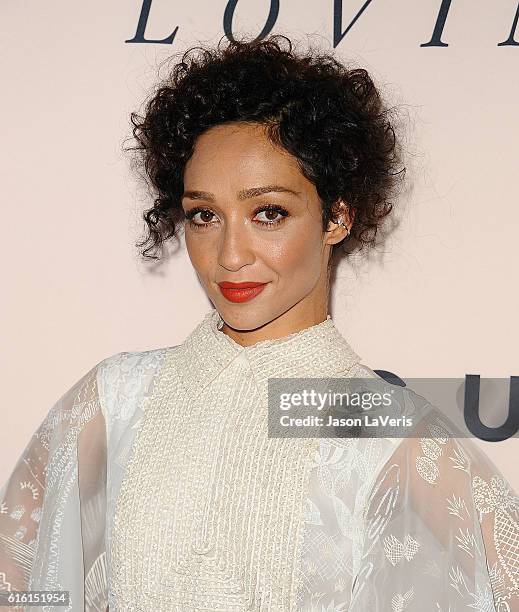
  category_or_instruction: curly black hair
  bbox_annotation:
[124,34,406,261]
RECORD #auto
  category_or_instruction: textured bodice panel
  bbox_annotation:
[107,310,369,611]
[109,346,321,611]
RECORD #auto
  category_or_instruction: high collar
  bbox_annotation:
[173,308,362,399]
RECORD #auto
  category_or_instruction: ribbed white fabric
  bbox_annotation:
[109,309,366,611]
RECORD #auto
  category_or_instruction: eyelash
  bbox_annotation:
[183,204,289,229]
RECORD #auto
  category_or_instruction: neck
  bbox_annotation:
[218,304,330,348]
[172,307,363,400]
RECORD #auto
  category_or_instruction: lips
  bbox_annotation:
[217,281,268,303]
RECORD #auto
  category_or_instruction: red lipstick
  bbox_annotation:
[217,281,268,303]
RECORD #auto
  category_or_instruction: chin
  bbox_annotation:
[218,301,299,333]
[213,303,275,332]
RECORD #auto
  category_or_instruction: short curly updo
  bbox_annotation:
[126,34,406,260]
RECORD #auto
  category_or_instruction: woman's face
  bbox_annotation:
[181,121,350,342]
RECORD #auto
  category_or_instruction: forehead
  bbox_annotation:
[183,122,308,189]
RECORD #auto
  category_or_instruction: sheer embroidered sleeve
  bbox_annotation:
[0,361,109,611]
[350,407,519,611]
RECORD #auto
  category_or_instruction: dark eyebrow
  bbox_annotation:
[182,185,300,202]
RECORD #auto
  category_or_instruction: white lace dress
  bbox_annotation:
[1,309,517,611]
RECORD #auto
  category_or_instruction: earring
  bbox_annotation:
[333,219,350,236]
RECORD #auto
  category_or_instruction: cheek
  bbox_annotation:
[184,232,214,275]
[262,225,324,281]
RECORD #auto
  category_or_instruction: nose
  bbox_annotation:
[217,216,255,272]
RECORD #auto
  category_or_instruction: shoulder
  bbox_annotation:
[348,361,381,378]
[94,345,176,426]
[96,345,171,380]
[364,394,517,505]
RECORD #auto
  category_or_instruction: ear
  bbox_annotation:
[325,200,355,245]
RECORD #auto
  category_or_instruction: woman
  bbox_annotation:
[1,35,517,611]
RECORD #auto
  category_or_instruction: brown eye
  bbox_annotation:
[266,210,279,221]
[253,205,289,227]
[184,207,218,227]
[199,210,214,223]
